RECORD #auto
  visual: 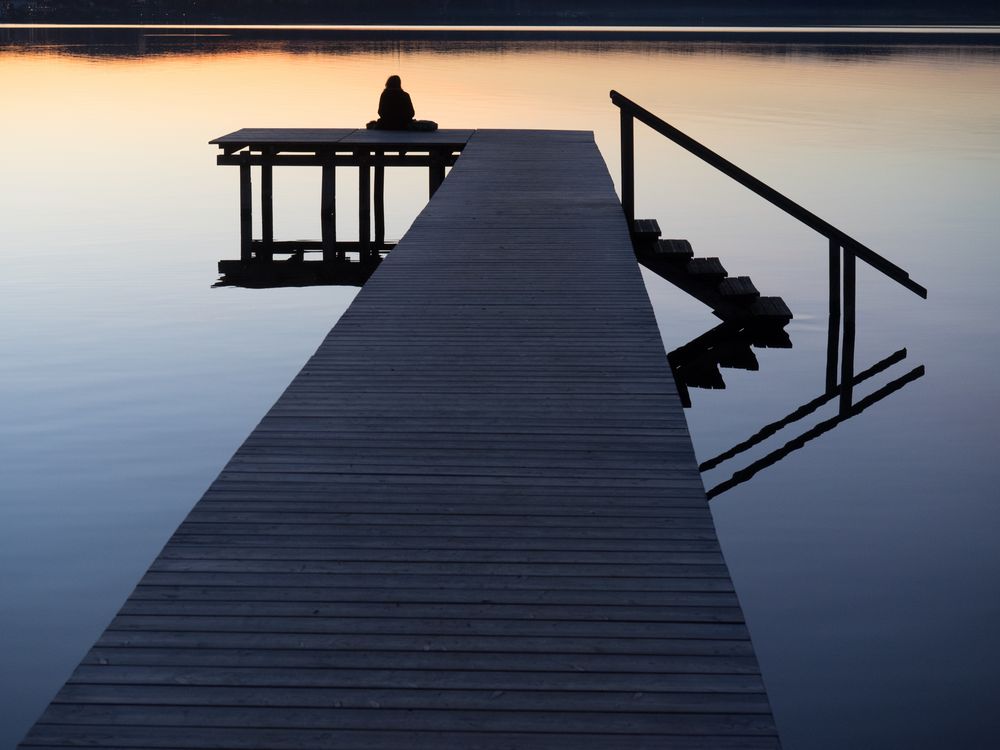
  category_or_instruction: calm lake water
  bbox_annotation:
[2,27,999,749]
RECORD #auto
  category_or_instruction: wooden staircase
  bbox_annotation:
[632,219,793,323]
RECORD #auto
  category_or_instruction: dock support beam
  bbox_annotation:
[321,161,337,263]
[260,149,274,262]
[374,162,385,251]
[239,161,252,262]
[358,155,372,262]
[429,150,445,197]
[620,110,634,224]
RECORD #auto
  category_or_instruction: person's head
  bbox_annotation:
[385,75,402,89]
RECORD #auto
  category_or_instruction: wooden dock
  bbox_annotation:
[19,129,780,748]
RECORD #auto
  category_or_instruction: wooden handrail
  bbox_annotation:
[610,90,927,299]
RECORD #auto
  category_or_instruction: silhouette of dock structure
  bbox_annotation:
[210,128,473,286]
[19,129,781,748]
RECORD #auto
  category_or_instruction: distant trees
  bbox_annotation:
[3,0,998,25]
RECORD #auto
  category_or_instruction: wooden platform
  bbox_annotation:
[19,129,780,748]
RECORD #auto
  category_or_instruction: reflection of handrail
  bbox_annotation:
[705,365,925,500]
[610,90,927,299]
[699,348,908,472]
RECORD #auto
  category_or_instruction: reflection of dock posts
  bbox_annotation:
[827,239,841,394]
[358,151,372,262]
[840,246,857,413]
[374,157,386,250]
[238,157,252,262]
[320,154,337,263]
[429,148,446,197]
[260,147,274,262]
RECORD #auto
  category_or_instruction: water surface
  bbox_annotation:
[2,28,999,748]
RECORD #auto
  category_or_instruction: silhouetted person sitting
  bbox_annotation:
[366,75,438,132]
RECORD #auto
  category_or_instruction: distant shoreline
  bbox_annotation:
[3,0,1000,28]
[4,23,1000,48]
[4,23,1000,32]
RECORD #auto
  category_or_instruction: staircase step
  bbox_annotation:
[652,239,694,261]
[678,363,726,390]
[749,296,793,321]
[686,257,727,281]
[717,276,759,302]
[631,219,662,240]
[716,341,760,371]
[748,325,793,349]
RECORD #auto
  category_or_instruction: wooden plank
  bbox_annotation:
[209,128,358,146]
[686,257,727,278]
[338,129,474,149]
[65,665,765,692]
[718,276,759,300]
[33,704,779,734]
[18,129,778,748]
[631,218,661,239]
[210,128,473,152]
[23,725,780,750]
[652,238,694,260]
[52,684,771,713]
[749,296,793,320]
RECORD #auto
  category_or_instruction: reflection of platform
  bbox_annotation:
[215,244,393,288]
[209,128,475,286]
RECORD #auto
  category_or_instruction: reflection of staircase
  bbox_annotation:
[667,320,791,408]
[632,219,792,323]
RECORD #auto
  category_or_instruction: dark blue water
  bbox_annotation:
[2,28,999,748]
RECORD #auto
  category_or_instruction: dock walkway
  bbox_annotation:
[20,129,780,748]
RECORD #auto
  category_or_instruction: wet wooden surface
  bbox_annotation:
[20,129,779,749]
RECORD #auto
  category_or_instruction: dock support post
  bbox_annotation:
[260,148,274,263]
[429,150,445,197]
[840,246,857,414]
[321,159,337,263]
[620,110,634,225]
[826,239,841,394]
[239,160,252,262]
[374,159,385,251]
[359,153,372,262]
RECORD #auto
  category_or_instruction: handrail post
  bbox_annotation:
[620,108,634,226]
[828,238,841,320]
[826,239,841,394]
[840,246,857,414]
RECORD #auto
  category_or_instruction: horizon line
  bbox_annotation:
[4,23,1000,34]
